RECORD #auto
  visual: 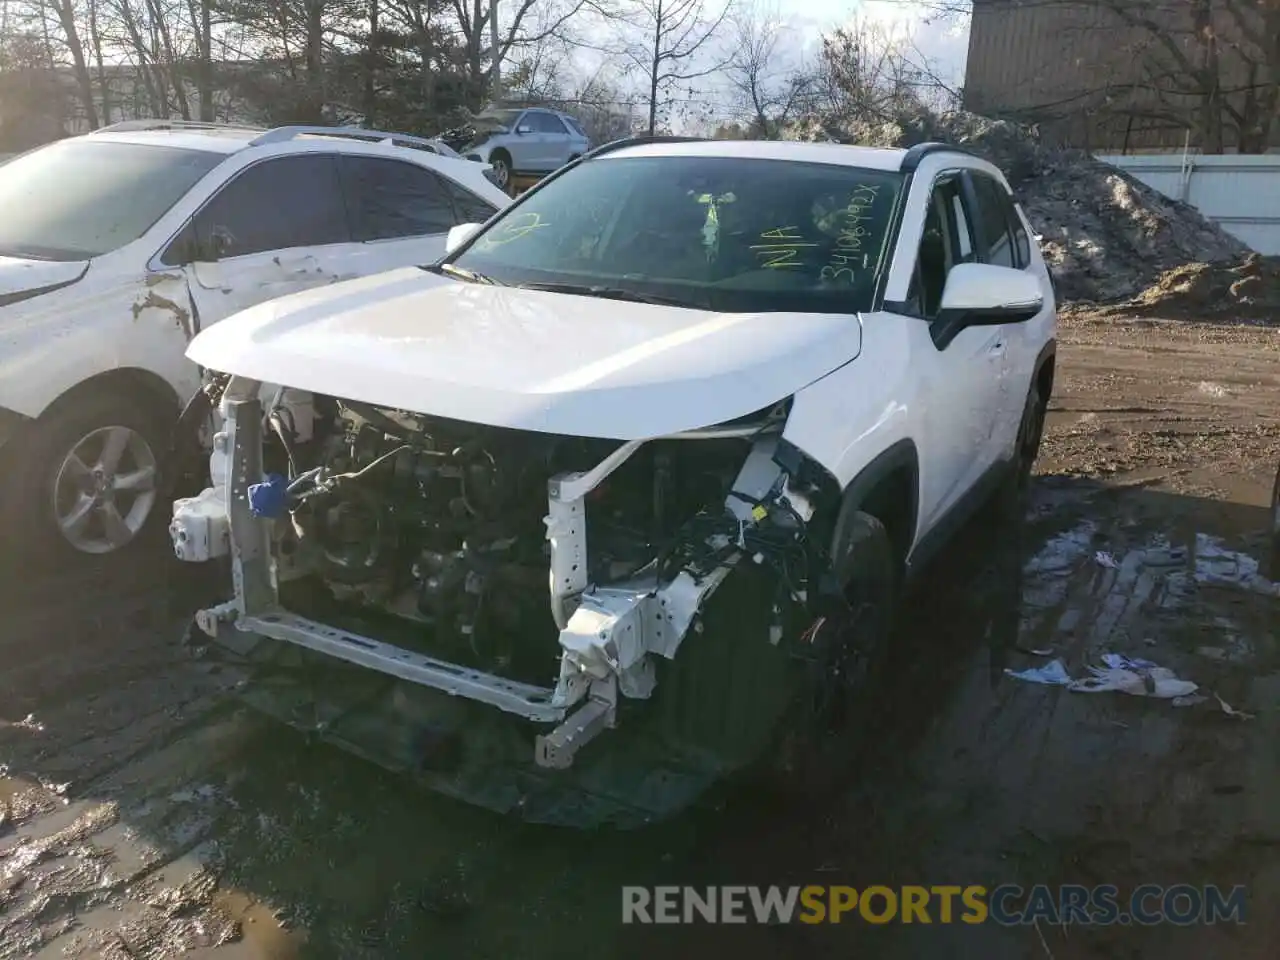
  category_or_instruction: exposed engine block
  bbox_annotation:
[176,381,821,776]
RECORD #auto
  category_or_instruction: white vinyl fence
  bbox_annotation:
[1096,153,1280,254]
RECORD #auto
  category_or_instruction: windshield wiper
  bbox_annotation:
[425,262,502,285]
[516,281,693,308]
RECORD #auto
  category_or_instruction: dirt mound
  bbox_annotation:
[1125,253,1280,322]
[1022,160,1251,303]
[785,110,1252,304]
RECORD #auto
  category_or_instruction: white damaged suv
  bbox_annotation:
[0,120,509,563]
[172,137,1056,826]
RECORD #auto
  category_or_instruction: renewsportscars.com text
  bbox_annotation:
[621,884,1247,926]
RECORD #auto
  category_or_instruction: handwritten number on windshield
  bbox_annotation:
[820,185,881,283]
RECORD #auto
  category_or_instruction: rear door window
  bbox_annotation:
[339,156,460,240]
[970,172,1020,268]
[527,112,568,134]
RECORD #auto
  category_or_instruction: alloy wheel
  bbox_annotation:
[491,158,510,188]
[52,425,158,554]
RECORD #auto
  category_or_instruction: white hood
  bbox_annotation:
[0,256,89,302]
[186,267,864,439]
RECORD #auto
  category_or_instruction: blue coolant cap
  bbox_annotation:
[248,472,287,518]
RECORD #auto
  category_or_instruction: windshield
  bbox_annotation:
[0,139,225,261]
[448,154,905,314]
[474,110,522,132]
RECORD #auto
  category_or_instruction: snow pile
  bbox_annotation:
[785,110,1252,304]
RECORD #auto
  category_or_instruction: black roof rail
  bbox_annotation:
[899,140,985,172]
[581,134,711,161]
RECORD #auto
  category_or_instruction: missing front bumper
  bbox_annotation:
[197,606,627,769]
[181,384,804,776]
[239,610,564,722]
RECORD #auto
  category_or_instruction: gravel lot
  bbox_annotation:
[2,308,1278,959]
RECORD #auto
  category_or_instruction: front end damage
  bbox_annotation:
[171,376,835,826]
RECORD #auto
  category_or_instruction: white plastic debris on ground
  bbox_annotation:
[1005,653,1254,718]
[1192,534,1280,598]
[1070,654,1199,698]
[1005,661,1073,685]
[1006,653,1195,698]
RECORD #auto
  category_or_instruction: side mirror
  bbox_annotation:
[939,262,1043,323]
[445,222,483,254]
[515,124,532,135]
[164,220,206,266]
[931,262,1044,349]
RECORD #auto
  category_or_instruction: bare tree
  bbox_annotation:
[817,16,952,120]
[0,0,634,142]
[723,0,817,137]
[86,0,109,120]
[449,0,598,110]
[911,0,1279,152]
[187,0,213,120]
[503,29,569,101]
[1098,0,1280,152]
[42,0,99,126]
[609,0,734,134]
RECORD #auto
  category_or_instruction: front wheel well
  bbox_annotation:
[823,442,920,582]
[40,368,181,424]
[1035,353,1055,406]
[857,465,917,571]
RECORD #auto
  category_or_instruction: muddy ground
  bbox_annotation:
[2,309,1278,960]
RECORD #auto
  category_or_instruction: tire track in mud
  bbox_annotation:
[0,559,269,959]
[0,558,603,959]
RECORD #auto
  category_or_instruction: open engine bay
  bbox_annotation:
[171,376,831,773]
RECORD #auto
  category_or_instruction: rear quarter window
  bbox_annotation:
[339,156,459,239]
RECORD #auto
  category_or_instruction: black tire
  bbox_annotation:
[765,510,897,799]
[984,380,1046,527]
[489,151,512,189]
[0,387,173,568]
[1270,459,1280,559]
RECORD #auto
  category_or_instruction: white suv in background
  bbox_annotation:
[0,120,510,564]
[456,107,592,188]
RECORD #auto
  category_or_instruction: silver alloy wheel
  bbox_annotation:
[491,157,510,187]
[52,425,158,554]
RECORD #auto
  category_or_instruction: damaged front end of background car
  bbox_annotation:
[171,375,865,828]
